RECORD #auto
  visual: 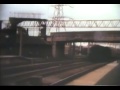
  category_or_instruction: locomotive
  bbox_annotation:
[88,45,120,62]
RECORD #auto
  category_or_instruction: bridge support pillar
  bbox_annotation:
[52,42,65,58]
[68,43,72,55]
[72,42,75,57]
[87,42,90,55]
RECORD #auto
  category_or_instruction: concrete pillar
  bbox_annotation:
[72,42,75,57]
[87,42,90,55]
[52,42,65,58]
[79,42,82,55]
[64,43,68,55]
[68,42,72,56]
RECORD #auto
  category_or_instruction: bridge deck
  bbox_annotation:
[50,31,120,42]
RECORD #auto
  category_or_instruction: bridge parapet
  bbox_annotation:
[51,31,120,42]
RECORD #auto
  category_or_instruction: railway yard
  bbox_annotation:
[0,4,120,86]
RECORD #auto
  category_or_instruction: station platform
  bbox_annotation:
[67,60,120,86]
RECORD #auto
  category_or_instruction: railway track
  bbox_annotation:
[1,61,108,86]
[0,56,110,86]
[13,62,107,86]
[1,59,85,75]
[0,57,53,68]
[1,59,89,85]
[0,56,85,68]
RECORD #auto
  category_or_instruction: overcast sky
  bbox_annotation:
[0,4,120,33]
[0,4,120,20]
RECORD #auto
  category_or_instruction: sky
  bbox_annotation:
[0,4,120,20]
[0,4,120,35]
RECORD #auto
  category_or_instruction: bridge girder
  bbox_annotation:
[2,19,120,28]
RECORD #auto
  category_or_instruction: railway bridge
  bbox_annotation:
[48,31,120,58]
